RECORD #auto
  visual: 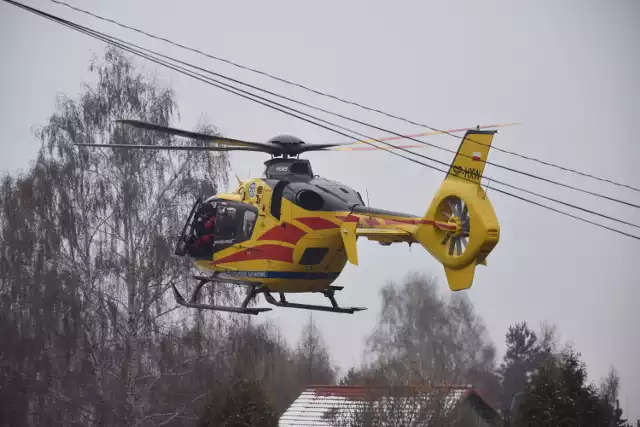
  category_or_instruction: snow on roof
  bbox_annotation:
[278,385,483,427]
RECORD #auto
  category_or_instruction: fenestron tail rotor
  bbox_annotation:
[412,129,500,292]
[438,195,470,257]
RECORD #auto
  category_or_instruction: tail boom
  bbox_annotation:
[337,129,501,291]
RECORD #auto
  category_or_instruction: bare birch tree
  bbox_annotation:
[293,314,337,387]
[0,45,233,426]
[364,273,499,403]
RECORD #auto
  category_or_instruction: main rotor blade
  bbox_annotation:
[292,142,353,153]
[117,120,276,151]
[74,143,263,152]
[331,143,437,152]
[329,122,521,151]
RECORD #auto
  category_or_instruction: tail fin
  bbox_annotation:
[445,130,497,186]
[413,129,500,291]
[444,262,478,291]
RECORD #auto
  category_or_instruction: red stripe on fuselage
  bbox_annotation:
[384,218,418,225]
[419,219,457,230]
[258,222,306,244]
[337,215,381,226]
[344,214,359,223]
[214,244,293,264]
[297,217,339,230]
[338,215,456,230]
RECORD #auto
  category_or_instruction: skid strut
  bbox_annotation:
[171,276,272,315]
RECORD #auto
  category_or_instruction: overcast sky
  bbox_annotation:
[2,0,639,417]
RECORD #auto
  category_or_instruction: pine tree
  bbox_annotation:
[498,322,540,415]
[514,347,608,426]
[198,379,278,427]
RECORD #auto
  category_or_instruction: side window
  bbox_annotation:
[215,206,237,239]
[242,210,257,240]
[271,181,289,220]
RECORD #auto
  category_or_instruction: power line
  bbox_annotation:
[43,1,640,210]
[29,8,640,231]
[121,49,640,211]
[4,0,640,242]
[30,7,640,230]
[49,0,640,195]
[7,0,640,240]
[115,47,640,230]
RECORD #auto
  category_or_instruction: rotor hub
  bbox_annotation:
[267,134,306,145]
[449,216,464,237]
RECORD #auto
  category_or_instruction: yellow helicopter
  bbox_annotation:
[77,120,505,315]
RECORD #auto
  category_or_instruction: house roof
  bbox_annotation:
[278,385,499,427]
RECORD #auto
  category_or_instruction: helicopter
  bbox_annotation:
[76,119,503,315]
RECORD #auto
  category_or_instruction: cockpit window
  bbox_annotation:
[242,210,257,240]
[184,200,260,258]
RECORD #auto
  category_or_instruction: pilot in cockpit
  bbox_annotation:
[187,203,217,258]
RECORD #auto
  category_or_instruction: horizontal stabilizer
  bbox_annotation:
[355,228,413,244]
[340,215,359,265]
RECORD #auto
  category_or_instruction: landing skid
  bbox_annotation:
[171,275,367,315]
[262,290,367,314]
